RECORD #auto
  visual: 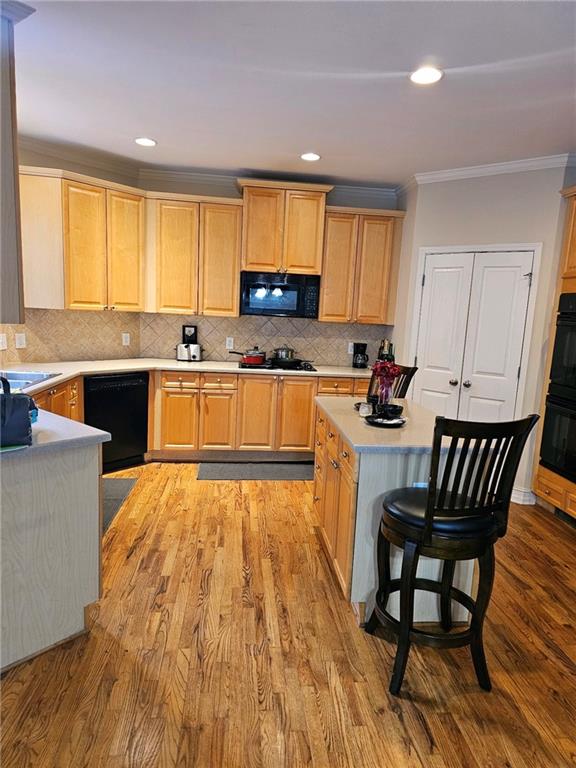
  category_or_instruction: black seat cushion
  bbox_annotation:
[382,487,499,538]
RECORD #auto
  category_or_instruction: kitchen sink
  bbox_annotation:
[0,371,61,393]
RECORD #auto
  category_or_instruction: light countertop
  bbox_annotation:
[2,410,110,457]
[315,395,438,454]
[3,358,372,396]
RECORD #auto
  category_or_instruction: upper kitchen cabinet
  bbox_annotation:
[561,187,576,285]
[106,190,145,311]
[239,179,333,275]
[156,200,199,313]
[63,180,108,310]
[319,207,405,325]
[199,203,242,316]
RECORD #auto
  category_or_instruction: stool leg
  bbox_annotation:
[470,546,495,691]
[389,539,419,695]
[365,526,391,635]
[440,560,456,631]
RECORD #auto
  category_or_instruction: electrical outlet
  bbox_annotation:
[225,337,234,350]
[348,342,354,354]
[0,333,7,351]
[122,332,131,347]
[15,333,26,349]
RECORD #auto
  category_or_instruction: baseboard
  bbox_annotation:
[512,486,536,505]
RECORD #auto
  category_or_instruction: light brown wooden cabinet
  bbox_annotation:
[240,181,331,275]
[317,377,355,395]
[33,377,83,422]
[199,390,237,449]
[63,181,144,311]
[333,462,357,592]
[156,201,199,313]
[199,204,241,316]
[275,376,317,451]
[561,189,576,280]
[319,210,403,324]
[236,375,278,450]
[160,389,199,450]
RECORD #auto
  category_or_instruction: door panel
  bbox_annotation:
[236,375,277,450]
[413,254,474,418]
[458,252,533,422]
[275,377,317,451]
[161,390,199,449]
[282,190,325,274]
[199,391,237,449]
[107,190,145,311]
[242,187,284,272]
[353,217,394,323]
[156,201,199,313]
[319,213,358,322]
[199,204,241,316]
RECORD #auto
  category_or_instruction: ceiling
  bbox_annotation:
[14,1,576,186]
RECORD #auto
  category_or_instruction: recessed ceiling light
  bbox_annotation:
[134,137,157,147]
[301,152,321,162]
[410,66,443,85]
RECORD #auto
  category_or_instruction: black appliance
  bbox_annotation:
[540,294,576,482]
[237,359,316,371]
[352,342,369,369]
[84,372,149,472]
[240,272,320,318]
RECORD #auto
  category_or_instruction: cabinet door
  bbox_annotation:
[275,376,317,451]
[67,377,83,422]
[107,190,145,311]
[63,181,107,310]
[156,201,199,313]
[161,390,199,449]
[236,375,277,450]
[333,466,357,596]
[199,390,237,449]
[283,190,325,275]
[322,457,340,557]
[199,204,241,316]
[242,187,284,272]
[33,389,50,411]
[562,195,576,278]
[50,384,69,418]
[318,213,358,322]
[313,455,326,526]
[353,216,394,324]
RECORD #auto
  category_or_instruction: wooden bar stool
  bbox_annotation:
[365,413,539,695]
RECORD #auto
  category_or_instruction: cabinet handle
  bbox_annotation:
[110,305,116,311]
[313,496,320,502]
[333,383,339,388]
[544,489,551,496]
[280,376,284,381]
[315,464,320,470]
[217,378,221,383]
[318,417,324,424]
[316,440,321,446]
[331,459,339,470]
[342,451,349,458]
[328,431,334,438]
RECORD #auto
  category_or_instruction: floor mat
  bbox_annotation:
[197,462,314,480]
[102,478,137,531]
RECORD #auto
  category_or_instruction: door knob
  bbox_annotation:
[449,379,459,386]
[463,380,472,388]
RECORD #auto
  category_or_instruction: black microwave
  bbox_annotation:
[240,272,320,318]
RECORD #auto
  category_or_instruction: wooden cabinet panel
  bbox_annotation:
[319,213,358,321]
[354,216,394,324]
[49,384,69,417]
[313,455,326,526]
[63,181,107,310]
[275,376,317,451]
[534,472,565,508]
[566,492,576,519]
[323,456,340,556]
[283,190,325,275]
[236,375,277,450]
[156,201,199,313]
[161,371,200,390]
[161,390,199,449]
[562,195,576,278]
[199,204,241,316]
[317,377,354,395]
[67,378,84,422]
[242,187,284,272]
[32,389,50,411]
[200,373,238,390]
[333,464,357,596]
[199,391,237,449]
[106,190,145,311]
[354,378,370,396]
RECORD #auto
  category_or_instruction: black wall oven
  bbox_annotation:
[540,294,576,482]
[240,272,320,318]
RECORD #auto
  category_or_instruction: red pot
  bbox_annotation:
[229,346,266,365]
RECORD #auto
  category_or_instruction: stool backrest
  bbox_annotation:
[425,414,539,541]
[367,365,418,400]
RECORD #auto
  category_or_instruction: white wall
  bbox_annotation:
[394,165,570,499]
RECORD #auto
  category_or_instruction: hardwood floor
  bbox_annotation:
[2,463,575,767]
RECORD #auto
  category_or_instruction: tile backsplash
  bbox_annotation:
[140,313,390,367]
[0,309,140,366]
[0,309,391,368]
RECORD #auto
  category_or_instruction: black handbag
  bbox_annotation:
[0,376,33,447]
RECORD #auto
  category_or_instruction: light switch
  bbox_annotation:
[122,332,131,347]
[348,342,354,354]
[0,333,7,351]
[15,333,26,349]
[225,337,234,350]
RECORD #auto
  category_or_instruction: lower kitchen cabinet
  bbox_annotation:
[199,390,237,449]
[237,375,277,450]
[160,389,199,449]
[333,464,357,592]
[276,376,317,451]
[32,377,84,422]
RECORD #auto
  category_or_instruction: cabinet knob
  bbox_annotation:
[313,496,320,502]
[280,376,284,381]
[111,306,116,311]
[544,489,551,495]
[333,383,339,388]
[449,379,459,386]
[328,431,334,438]
[315,464,320,470]
[178,377,183,382]
[318,417,324,424]
[316,440,321,446]
[217,378,221,383]
[331,459,339,469]
[342,451,349,459]
[463,380,472,388]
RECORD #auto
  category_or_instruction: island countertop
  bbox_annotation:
[315,395,437,454]
[1,410,111,457]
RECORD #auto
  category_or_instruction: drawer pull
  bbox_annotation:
[342,450,349,459]
[316,440,321,446]
[333,383,339,388]
[328,431,334,438]
[331,459,339,470]
[217,378,221,383]
[313,496,320,502]
[544,489,551,495]
[178,377,183,382]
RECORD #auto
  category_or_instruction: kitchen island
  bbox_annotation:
[313,396,475,623]
[1,411,110,670]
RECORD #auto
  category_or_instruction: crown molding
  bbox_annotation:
[327,183,398,209]
[1,1,35,24]
[414,154,574,185]
[138,167,241,196]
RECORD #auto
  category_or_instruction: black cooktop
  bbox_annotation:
[238,359,316,372]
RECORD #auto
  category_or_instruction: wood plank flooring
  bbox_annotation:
[1,462,575,767]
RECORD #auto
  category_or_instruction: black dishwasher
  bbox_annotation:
[84,372,149,472]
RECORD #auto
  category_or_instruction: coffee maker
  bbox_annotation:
[352,342,369,369]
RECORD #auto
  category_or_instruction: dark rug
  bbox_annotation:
[197,462,314,481]
[103,478,137,532]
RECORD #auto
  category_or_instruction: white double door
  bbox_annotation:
[413,250,534,421]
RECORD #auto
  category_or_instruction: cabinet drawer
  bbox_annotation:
[317,377,354,395]
[201,373,238,390]
[535,474,565,508]
[566,493,576,518]
[338,437,357,479]
[354,378,370,396]
[161,371,200,389]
